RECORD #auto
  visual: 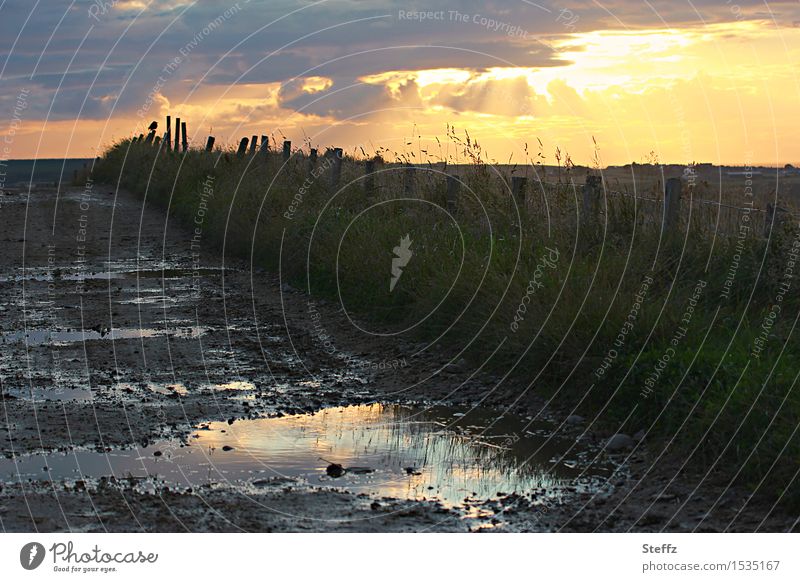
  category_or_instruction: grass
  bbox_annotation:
[95,133,800,511]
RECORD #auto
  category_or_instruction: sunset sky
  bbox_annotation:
[2,0,800,165]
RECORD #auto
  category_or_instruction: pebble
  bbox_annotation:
[566,414,585,425]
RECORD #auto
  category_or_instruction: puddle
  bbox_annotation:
[145,383,189,397]
[210,381,256,391]
[142,381,255,397]
[0,272,124,283]
[1,380,262,402]
[0,404,617,507]
[118,295,180,306]
[0,326,208,345]
[0,267,229,284]
[1,386,94,402]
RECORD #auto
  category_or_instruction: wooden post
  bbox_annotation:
[250,135,258,155]
[165,115,171,149]
[364,159,376,196]
[145,130,155,144]
[309,148,318,165]
[137,133,144,142]
[237,137,249,155]
[582,175,602,223]
[512,176,527,207]
[330,148,343,188]
[765,202,788,236]
[282,140,291,161]
[205,136,215,152]
[446,175,460,212]
[181,122,188,152]
[259,135,269,155]
[663,177,682,230]
[174,117,181,152]
[154,136,161,147]
[403,163,415,196]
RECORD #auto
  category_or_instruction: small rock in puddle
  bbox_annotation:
[321,458,373,478]
[324,462,346,478]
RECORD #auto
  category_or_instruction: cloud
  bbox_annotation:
[3,0,800,162]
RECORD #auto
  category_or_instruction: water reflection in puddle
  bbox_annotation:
[0,267,230,284]
[211,381,256,391]
[0,326,207,345]
[145,383,189,396]
[2,379,256,402]
[1,386,94,402]
[0,404,615,507]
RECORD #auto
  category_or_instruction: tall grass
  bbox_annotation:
[96,134,800,510]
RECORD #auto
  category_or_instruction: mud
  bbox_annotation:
[0,186,794,532]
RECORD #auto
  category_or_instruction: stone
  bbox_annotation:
[606,433,635,451]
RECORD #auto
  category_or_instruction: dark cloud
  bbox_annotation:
[1,0,798,124]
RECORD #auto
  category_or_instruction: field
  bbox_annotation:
[0,158,94,190]
[94,134,800,514]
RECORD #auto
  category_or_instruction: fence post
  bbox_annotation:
[364,159,376,196]
[205,136,215,152]
[446,175,460,212]
[512,176,527,207]
[181,122,188,152]
[260,135,269,155]
[309,148,318,165]
[765,202,788,237]
[330,147,343,188]
[174,117,181,152]
[404,163,416,196]
[154,136,161,147]
[582,175,602,223]
[165,115,171,149]
[282,140,291,162]
[664,177,682,230]
[248,135,257,155]
[237,137,249,155]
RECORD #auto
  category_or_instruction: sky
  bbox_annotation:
[2,0,800,165]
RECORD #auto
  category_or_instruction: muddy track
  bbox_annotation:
[0,186,793,532]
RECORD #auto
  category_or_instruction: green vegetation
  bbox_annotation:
[96,135,800,509]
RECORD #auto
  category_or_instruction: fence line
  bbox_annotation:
[126,115,799,237]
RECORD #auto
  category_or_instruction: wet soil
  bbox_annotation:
[0,186,794,532]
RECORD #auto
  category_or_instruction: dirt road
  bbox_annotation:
[0,185,793,532]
